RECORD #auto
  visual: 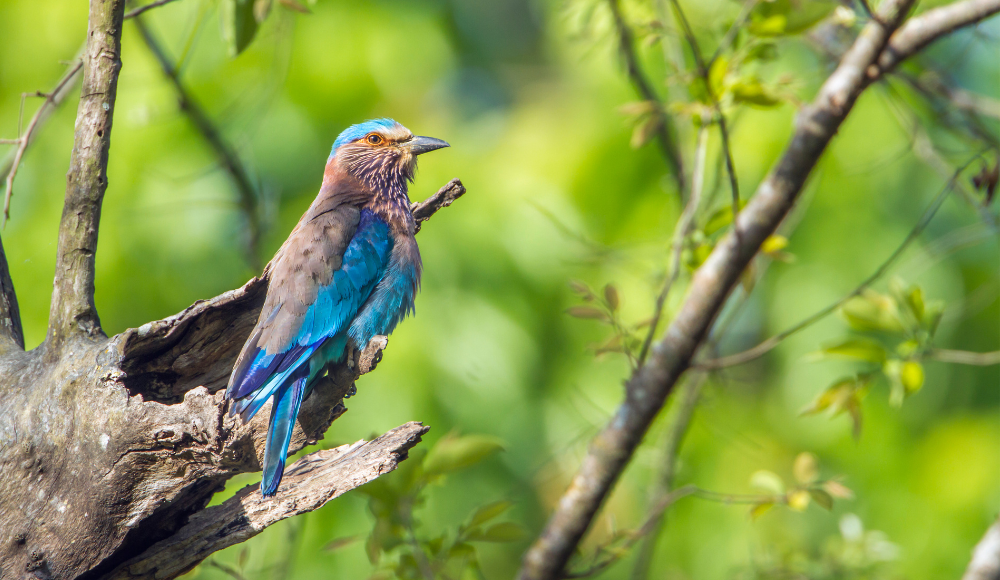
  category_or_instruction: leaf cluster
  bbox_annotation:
[351,432,523,580]
[803,280,946,436]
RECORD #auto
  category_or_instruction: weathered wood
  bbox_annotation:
[104,422,429,580]
[47,0,126,345]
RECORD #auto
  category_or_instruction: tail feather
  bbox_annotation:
[261,368,309,497]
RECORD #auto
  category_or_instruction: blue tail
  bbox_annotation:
[261,367,309,497]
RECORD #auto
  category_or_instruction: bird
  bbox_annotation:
[225,118,449,497]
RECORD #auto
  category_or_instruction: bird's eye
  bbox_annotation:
[366,134,383,145]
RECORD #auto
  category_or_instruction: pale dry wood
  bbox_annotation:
[104,422,429,580]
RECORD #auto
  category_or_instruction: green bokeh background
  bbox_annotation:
[0,0,997,578]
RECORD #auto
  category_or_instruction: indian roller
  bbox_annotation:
[226,119,449,497]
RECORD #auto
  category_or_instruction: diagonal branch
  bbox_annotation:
[133,15,263,268]
[103,422,429,580]
[47,0,128,345]
[517,1,919,577]
[411,178,466,233]
[1,59,84,227]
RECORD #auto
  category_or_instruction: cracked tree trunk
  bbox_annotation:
[0,0,467,575]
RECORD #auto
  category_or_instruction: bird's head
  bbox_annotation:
[329,118,449,191]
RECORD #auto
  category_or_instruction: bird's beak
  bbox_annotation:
[404,136,450,155]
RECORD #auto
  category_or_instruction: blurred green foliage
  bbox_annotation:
[0,0,997,578]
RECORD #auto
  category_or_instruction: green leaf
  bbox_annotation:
[749,14,787,36]
[800,378,854,416]
[469,522,525,543]
[566,306,609,321]
[922,300,945,336]
[468,500,513,529]
[731,79,782,108]
[809,489,834,510]
[708,56,728,98]
[221,0,260,57]
[815,337,887,363]
[840,292,904,333]
[449,542,476,559]
[750,470,785,495]
[423,433,505,476]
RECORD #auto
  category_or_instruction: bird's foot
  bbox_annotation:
[344,384,357,399]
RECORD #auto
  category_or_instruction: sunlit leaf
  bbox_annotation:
[809,489,834,510]
[708,56,729,98]
[749,14,787,36]
[253,0,272,22]
[815,337,887,363]
[761,235,789,255]
[750,502,774,520]
[793,452,819,484]
[787,489,810,511]
[800,378,854,416]
[900,361,924,394]
[732,80,783,108]
[840,292,904,333]
[750,470,785,495]
[423,433,505,476]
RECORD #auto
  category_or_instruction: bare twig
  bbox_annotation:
[103,422,429,580]
[698,159,978,370]
[638,126,708,366]
[410,178,467,233]
[133,15,263,268]
[47,0,128,344]
[963,517,1000,580]
[124,0,182,19]
[517,2,926,577]
[928,349,1000,366]
[1,60,83,227]
[608,0,686,194]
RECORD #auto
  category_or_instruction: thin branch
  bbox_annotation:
[608,0,686,195]
[668,0,741,219]
[963,517,1000,580]
[134,15,263,268]
[698,158,978,370]
[1,59,83,227]
[871,0,1000,79]
[124,0,182,20]
[638,126,709,367]
[928,348,1000,366]
[517,1,920,576]
[47,0,128,344]
[708,0,760,68]
[103,422,429,580]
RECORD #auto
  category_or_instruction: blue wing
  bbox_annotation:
[227,209,393,422]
